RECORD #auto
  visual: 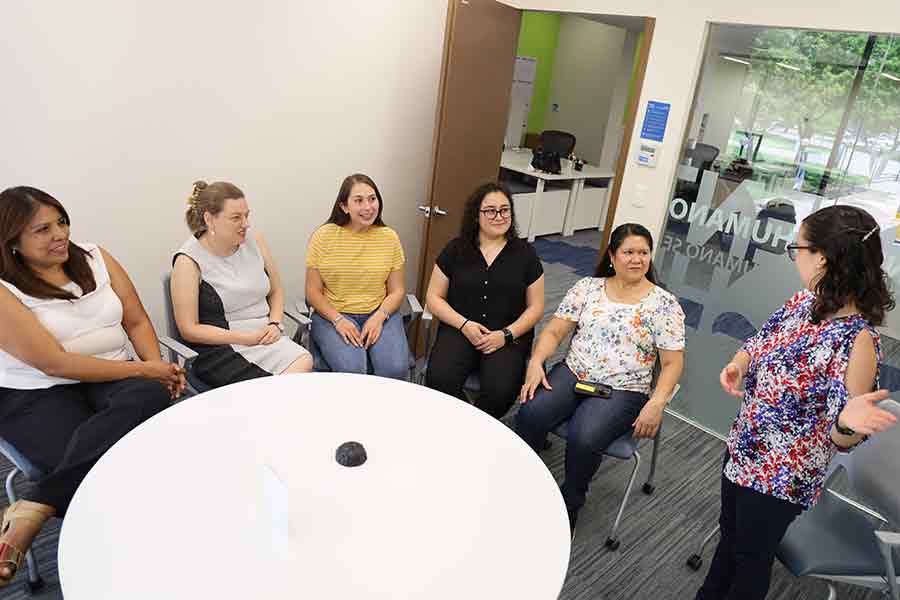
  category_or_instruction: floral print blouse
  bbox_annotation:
[725,289,881,508]
[555,277,685,395]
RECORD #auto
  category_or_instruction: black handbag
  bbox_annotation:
[530,148,562,174]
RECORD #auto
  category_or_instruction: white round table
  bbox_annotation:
[58,373,571,599]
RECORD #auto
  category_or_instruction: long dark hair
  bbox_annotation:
[459,182,520,246]
[0,186,96,300]
[326,174,386,227]
[594,222,659,285]
[802,204,894,325]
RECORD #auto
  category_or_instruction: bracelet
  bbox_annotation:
[459,319,469,331]
[333,315,345,325]
[834,418,856,437]
[268,321,283,332]
[378,308,391,320]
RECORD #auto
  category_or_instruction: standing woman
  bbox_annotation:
[0,187,185,586]
[305,174,408,380]
[696,205,897,600]
[171,181,312,388]
[425,182,544,418]
[515,223,684,533]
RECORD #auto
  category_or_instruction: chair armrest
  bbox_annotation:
[422,306,437,365]
[283,308,311,327]
[295,299,310,315]
[824,489,889,523]
[406,293,423,316]
[159,336,197,360]
[875,531,900,546]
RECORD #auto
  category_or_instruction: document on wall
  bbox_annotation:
[513,56,537,83]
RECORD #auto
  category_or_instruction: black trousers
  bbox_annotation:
[696,457,803,600]
[0,378,170,516]
[425,324,530,419]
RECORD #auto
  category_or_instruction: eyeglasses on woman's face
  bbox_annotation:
[786,243,815,261]
[480,206,511,220]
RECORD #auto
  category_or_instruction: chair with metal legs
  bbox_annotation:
[0,437,47,595]
[550,384,678,551]
[687,400,900,600]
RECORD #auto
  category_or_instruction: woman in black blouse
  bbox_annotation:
[425,182,545,418]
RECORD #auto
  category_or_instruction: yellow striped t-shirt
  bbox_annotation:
[306,223,405,314]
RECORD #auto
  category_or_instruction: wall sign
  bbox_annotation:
[640,101,670,142]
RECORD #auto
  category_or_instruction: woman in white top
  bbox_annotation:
[171,181,312,388]
[0,186,186,587]
[514,223,685,536]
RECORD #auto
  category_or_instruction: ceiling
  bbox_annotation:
[577,13,646,32]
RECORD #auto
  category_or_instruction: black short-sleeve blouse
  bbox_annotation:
[435,237,543,343]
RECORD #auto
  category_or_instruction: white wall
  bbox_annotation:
[688,47,750,155]
[598,30,640,172]
[501,0,900,240]
[544,16,627,163]
[0,1,445,332]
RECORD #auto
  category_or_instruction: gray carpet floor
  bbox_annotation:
[0,229,885,599]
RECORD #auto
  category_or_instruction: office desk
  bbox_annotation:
[58,373,571,600]
[501,149,614,241]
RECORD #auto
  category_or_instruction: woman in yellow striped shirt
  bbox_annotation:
[304,174,408,379]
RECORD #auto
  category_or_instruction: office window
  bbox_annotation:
[658,24,900,435]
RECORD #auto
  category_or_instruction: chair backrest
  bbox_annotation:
[686,143,719,181]
[539,130,576,156]
[845,399,900,527]
[160,273,184,344]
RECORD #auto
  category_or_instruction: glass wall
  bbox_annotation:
[659,24,900,436]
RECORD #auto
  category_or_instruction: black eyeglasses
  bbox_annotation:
[786,244,814,261]
[480,207,511,220]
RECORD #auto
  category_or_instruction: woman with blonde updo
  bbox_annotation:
[170,180,312,388]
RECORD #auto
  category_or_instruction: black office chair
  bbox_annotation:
[671,143,721,235]
[539,130,577,157]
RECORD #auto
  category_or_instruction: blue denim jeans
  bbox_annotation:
[310,310,409,380]
[514,363,648,526]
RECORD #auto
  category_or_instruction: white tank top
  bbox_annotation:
[0,243,130,389]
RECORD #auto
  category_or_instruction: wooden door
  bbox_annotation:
[415,0,521,302]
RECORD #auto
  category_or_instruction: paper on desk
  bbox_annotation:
[262,463,290,558]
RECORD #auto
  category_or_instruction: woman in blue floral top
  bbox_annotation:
[696,205,898,600]
[515,223,685,536]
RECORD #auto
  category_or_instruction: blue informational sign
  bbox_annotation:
[640,101,670,142]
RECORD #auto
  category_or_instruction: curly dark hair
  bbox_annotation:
[459,182,519,246]
[594,222,659,285]
[801,204,894,325]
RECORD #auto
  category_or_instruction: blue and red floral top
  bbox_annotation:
[724,289,881,508]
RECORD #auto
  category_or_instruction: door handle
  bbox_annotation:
[433,206,448,216]
[417,205,431,217]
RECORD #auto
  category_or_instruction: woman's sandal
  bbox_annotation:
[0,500,55,586]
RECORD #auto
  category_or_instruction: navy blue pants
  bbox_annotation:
[514,363,648,526]
[696,458,803,600]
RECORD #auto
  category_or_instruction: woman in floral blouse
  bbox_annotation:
[515,223,685,535]
[696,205,898,600]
